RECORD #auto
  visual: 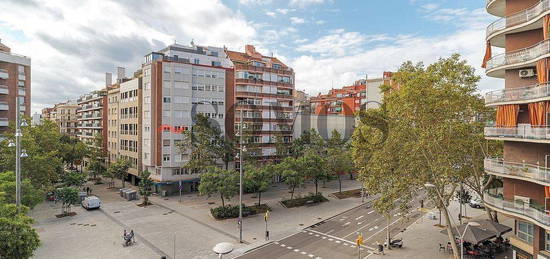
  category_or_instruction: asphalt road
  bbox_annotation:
[238,195,427,259]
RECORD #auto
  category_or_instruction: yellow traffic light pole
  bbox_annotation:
[356,233,363,259]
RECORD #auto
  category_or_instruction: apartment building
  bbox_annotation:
[363,72,393,109]
[77,89,108,150]
[310,81,365,116]
[107,74,143,184]
[41,107,54,121]
[141,43,233,195]
[482,1,550,258]
[53,100,79,136]
[226,45,295,162]
[0,39,31,132]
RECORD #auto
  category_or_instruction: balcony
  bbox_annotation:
[18,88,25,96]
[486,39,550,78]
[0,101,8,111]
[0,118,8,127]
[487,0,550,48]
[485,125,550,143]
[483,192,550,229]
[485,82,550,105]
[0,85,8,95]
[486,0,505,17]
[484,158,550,186]
[0,69,7,79]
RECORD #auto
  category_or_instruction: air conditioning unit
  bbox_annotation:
[519,69,535,78]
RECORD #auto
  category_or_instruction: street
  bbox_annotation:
[238,195,426,259]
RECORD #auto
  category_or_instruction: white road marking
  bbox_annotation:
[316,257,322,259]
[308,232,313,235]
[368,228,373,231]
[374,226,378,229]
[294,249,299,252]
[309,254,314,257]
[322,236,327,239]
[287,246,293,249]
[343,243,348,246]
[305,229,376,251]
[367,211,374,214]
[356,216,364,220]
[281,244,286,247]
[274,242,279,244]
[315,234,319,237]
[335,240,341,244]
[358,222,363,225]
[328,238,333,241]
[343,222,351,226]
[325,229,335,234]
[301,251,307,255]
[340,218,345,221]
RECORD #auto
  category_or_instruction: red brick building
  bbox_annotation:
[310,81,366,116]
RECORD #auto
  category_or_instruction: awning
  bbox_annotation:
[440,222,500,244]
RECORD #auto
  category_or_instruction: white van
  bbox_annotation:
[81,196,101,210]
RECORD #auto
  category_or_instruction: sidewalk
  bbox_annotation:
[367,198,514,259]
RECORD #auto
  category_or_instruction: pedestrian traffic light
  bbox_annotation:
[356,234,363,246]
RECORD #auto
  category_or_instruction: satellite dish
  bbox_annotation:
[213,242,234,255]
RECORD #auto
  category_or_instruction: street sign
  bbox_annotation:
[264,210,269,221]
[178,180,183,190]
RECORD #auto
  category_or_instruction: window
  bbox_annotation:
[163,97,171,103]
[546,232,550,251]
[163,140,170,147]
[194,59,200,64]
[518,221,534,244]
[272,63,281,70]
[163,154,170,162]
[212,61,221,67]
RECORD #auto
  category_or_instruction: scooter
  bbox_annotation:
[384,238,403,248]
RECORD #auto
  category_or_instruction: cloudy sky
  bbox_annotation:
[0,0,501,113]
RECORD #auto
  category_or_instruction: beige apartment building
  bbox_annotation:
[53,101,79,136]
[107,75,143,184]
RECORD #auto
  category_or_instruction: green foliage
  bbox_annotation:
[244,163,274,205]
[179,114,231,172]
[277,157,306,200]
[299,152,329,195]
[352,54,489,257]
[281,193,328,208]
[198,166,239,207]
[0,216,40,259]
[138,170,153,205]
[210,205,248,219]
[87,134,106,182]
[56,187,79,215]
[107,159,130,188]
[0,171,43,209]
[0,119,64,188]
[291,129,325,157]
[63,171,86,187]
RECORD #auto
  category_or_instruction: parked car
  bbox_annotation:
[468,197,484,209]
[82,196,102,210]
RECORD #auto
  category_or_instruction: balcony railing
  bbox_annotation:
[485,125,550,140]
[0,118,8,127]
[486,39,550,71]
[485,83,550,104]
[483,192,550,228]
[484,158,550,183]
[0,69,7,79]
[487,0,550,38]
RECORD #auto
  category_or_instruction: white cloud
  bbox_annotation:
[266,11,277,17]
[420,3,439,12]
[291,27,501,97]
[289,0,326,8]
[276,8,290,15]
[0,0,256,113]
[239,0,272,4]
[315,20,326,25]
[297,30,390,56]
[290,17,306,24]
[294,38,309,44]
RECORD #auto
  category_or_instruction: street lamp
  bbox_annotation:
[460,222,480,259]
[236,102,249,243]
[8,96,28,212]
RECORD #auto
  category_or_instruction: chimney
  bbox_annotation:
[117,67,126,83]
[105,72,112,87]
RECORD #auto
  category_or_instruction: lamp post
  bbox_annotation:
[237,105,247,244]
[8,96,28,212]
[460,222,480,259]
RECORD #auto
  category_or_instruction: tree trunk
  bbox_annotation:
[291,185,295,200]
[442,205,460,259]
[221,194,225,208]
[484,206,495,221]
[338,175,342,193]
[122,175,125,188]
[349,172,353,180]
[258,191,261,206]
[314,179,318,196]
[386,214,391,250]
